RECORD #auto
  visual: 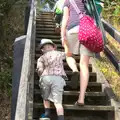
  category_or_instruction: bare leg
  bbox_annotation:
[54,103,64,115]
[42,100,51,118]
[43,100,50,108]
[78,55,90,104]
[54,103,64,120]
[63,40,78,72]
[66,56,78,72]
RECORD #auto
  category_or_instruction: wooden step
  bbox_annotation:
[35,53,80,59]
[35,53,91,64]
[33,103,114,120]
[34,80,101,92]
[34,71,97,82]
[36,38,61,43]
[37,12,54,15]
[34,90,105,97]
[35,53,80,60]
[37,12,53,15]
[33,109,114,120]
[36,27,55,31]
[64,81,101,92]
[34,103,114,111]
[36,20,54,23]
[33,104,114,120]
[36,18,54,22]
[36,15,54,19]
[34,60,92,72]
[36,35,60,40]
[34,90,106,105]
[36,22,55,25]
[36,31,59,35]
[36,24,55,28]
[37,15,54,18]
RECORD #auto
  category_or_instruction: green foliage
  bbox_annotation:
[0,0,15,15]
[114,5,120,16]
[0,69,12,96]
[102,0,120,26]
[0,0,26,96]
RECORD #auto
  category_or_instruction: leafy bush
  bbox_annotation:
[0,69,12,96]
[103,0,120,25]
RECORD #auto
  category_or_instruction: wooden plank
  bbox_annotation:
[36,24,55,28]
[102,19,120,43]
[34,89,105,97]
[36,19,53,22]
[36,31,58,35]
[36,34,60,38]
[34,60,92,72]
[34,103,114,111]
[104,46,120,72]
[15,0,36,120]
[34,80,100,88]
[36,22,55,25]
[36,27,55,31]
[34,90,106,105]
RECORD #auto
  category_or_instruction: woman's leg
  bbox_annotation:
[66,56,78,72]
[78,55,90,104]
[63,42,78,72]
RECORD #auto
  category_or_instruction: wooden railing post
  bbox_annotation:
[13,0,36,120]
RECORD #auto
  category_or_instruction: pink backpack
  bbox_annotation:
[69,0,104,53]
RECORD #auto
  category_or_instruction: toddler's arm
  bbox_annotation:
[36,57,44,76]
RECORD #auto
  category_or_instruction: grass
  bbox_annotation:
[95,52,120,100]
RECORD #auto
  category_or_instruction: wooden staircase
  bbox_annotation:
[33,12,115,120]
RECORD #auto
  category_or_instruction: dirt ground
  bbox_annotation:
[0,93,11,120]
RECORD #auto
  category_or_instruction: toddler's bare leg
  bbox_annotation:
[54,103,64,120]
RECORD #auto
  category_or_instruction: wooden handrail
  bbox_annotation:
[101,19,120,72]
[15,0,36,119]
[102,19,120,44]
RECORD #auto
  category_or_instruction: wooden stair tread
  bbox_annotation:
[34,60,92,68]
[35,53,80,59]
[34,72,97,83]
[36,24,55,28]
[36,22,55,25]
[34,81,101,87]
[36,19,54,22]
[36,27,55,31]
[36,34,60,39]
[34,89,105,96]
[36,31,59,35]
[34,61,92,72]
[34,70,96,76]
[34,103,114,111]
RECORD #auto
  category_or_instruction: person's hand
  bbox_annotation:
[65,50,72,57]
